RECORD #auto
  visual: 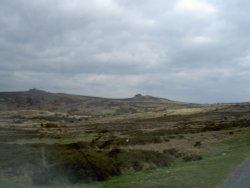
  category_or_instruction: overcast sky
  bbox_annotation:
[1,0,250,103]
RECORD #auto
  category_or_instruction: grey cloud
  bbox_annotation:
[1,0,250,102]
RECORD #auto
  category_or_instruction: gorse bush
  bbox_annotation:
[163,148,181,157]
[182,154,203,162]
[0,143,175,185]
[61,150,121,183]
[116,150,173,172]
[30,145,174,185]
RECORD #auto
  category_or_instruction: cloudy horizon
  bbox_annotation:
[1,0,250,103]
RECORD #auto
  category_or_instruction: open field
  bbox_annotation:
[1,126,250,188]
[1,91,250,187]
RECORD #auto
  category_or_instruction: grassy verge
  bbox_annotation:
[96,153,246,188]
[1,150,247,188]
[91,131,250,188]
[1,128,250,188]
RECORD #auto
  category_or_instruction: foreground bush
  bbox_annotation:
[182,154,203,162]
[30,145,173,185]
[0,143,175,185]
[61,150,121,183]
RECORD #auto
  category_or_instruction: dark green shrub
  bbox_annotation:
[163,137,170,142]
[43,122,58,128]
[163,148,180,157]
[66,142,89,149]
[182,154,202,162]
[143,150,173,167]
[56,149,121,183]
[132,161,143,171]
[117,150,173,171]
[193,141,202,148]
[1,143,175,185]
[108,148,122,157]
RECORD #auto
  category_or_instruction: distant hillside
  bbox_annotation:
[0,89,200,116]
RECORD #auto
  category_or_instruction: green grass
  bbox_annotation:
[2,129,250,188]
[79,129,250,187]
[95,152,248,188]
[92,132,250,188]
[0,153,246,188]
[2,91,250,188]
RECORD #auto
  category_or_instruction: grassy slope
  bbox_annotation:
[1,91,250,188]
[1,128,250,188]
[93,129,250,188]
[97,153,245,188]
[0,89,199,117]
